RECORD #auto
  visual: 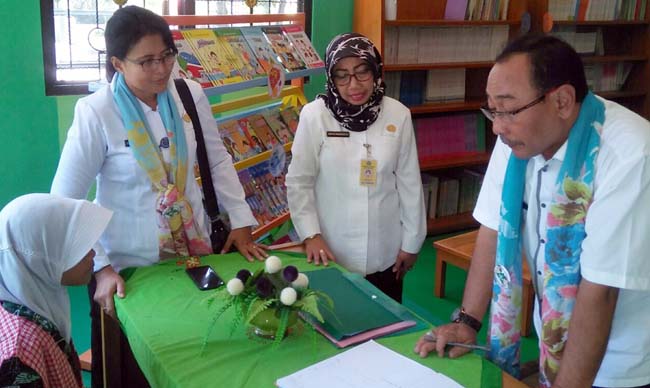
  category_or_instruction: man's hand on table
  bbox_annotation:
[414,323,477,358]
[304,234,336,266]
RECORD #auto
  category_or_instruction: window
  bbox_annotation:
[41,0,310,96]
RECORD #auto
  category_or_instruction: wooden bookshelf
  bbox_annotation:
[352,0,526,235]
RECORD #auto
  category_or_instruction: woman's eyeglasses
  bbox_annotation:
[126,50,177,72]
[332,67,373,86]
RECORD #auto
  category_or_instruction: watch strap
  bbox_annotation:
[453,308,482,332]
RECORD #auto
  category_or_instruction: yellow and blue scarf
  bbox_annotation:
[488,92,604,387]
[112,73,211,257]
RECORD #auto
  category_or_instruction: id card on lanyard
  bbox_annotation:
[359,143,377,186]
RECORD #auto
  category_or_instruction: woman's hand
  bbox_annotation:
[393,250,418,280]
[304,234,336,266]
[222,226,268,262]
[93,266,125,320]
[414,323,477,359]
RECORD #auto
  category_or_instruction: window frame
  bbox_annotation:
[40,0,311,96]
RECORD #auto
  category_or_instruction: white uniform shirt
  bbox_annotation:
[51,78,257,272]
[286,97,426,275]
[474,97,650,387]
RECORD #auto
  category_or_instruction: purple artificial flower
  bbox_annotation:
[256,276,274,298]
[283,265,299,282]
[236,269,252,284]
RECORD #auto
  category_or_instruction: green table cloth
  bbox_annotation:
[115,252,501,388]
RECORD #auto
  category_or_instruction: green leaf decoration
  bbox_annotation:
[295,294,324,322]
[273,307,290,347]
[246,298,274,324]
[202,296,236,351]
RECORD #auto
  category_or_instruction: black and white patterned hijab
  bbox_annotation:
[318,33,385,132]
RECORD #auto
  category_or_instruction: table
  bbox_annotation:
[106,251,528,387]
[433,230,534,337]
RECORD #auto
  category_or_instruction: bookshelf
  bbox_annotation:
[353,0,528,235]
[529,0,650,119]
[163,13,324,240]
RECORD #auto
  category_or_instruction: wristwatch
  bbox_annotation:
[303,233,320,242]
[451,307,482,333]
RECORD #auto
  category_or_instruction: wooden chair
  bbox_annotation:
[433,230,535,336]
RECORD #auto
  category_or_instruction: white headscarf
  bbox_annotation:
[0,194,112,342]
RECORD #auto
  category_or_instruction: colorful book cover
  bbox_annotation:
[262,26,307,72]
[218,119,256,162]
[237,117,266,153]
[214,27,266,79]
[171,30,212,88]
[249,113,281,150]
[182,29,243,86]
[262,109,294,144]
[278,106,300,135]
[281,25,324,68]
[241,26,278,74]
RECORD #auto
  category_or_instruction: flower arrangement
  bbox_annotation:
[205,256,331,346]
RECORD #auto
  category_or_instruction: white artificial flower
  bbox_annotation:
[226,278,244,296]
[265,255,282,273]
[292,273,309,289]
[280,287,297,306]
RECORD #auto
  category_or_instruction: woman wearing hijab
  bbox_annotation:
[286,33,426,302]
[0,194,112,387]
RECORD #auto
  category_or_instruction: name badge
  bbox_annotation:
[359,159,377,186]
[326,131,350,137]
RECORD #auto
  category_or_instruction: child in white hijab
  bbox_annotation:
[0,193,112,387]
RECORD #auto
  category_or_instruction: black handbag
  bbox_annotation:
[174,79,230,254]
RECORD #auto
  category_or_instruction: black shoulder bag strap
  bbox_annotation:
[174,79,229,252]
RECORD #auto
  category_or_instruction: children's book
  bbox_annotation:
[237,117,265,154]
[218,119,256,162]
[278,106,300,135]
[171,30,212,88]
[182,29,243,86]
[262,26,307,72]
[282,25,324,68]
[249,113,281,150]
[241,26,278,74]
[214,27,266,79]
[262,109,294,144]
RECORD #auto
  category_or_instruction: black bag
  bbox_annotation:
[174,79,230,253]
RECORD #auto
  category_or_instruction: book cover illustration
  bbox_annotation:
[218,119,256,162]
[262,26,307,72]
[182,29,243,86]
[237,117,266,153]
[282,25,324,68]
[279,106,300,135]
[171,30,212,88]
[214,27,266,79]
[249,113,281,150]
[262,109,294,144]
[241,26,278,73]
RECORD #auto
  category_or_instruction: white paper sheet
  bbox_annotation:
[276,340,464,388]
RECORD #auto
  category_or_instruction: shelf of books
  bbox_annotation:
[164,13,322,241]
[354,0,523,235]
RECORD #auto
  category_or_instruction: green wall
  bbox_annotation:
[0,0,352,208]
[0,1,60,207]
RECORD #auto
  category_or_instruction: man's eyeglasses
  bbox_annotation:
[480,94,546,122]
[126,50,177,72]
[332,66,373,86]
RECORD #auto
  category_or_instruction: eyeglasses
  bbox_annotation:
[125,50,177,72]
[332,66,374,86]
[480,94,546,122]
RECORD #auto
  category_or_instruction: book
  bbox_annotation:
[182,29,244,85]
[249,113,281,150]
[218,119,256,162]
[276,340,464,388]
[278,106,300,135]
[302,267,416,348]
[237,117,265,154]
[214,27,265,79]
[262,109,294,144]
[262,26,307,72]
[240,26,278,73]
[171,30,212,88]
[281,24,325,68]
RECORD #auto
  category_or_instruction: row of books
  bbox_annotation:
[585,62,634,92]
[551,26,604,55]
[443,0,512,21]
[217,106,300,163]
[384,69,466,104]
[548,0,647,21]
[414,113,486,161]
[172,24,323,88]
[384,25,509,65]
[422,169,485,220]
[238,155,291,227]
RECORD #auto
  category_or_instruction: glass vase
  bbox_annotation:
[249,303,298,340]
